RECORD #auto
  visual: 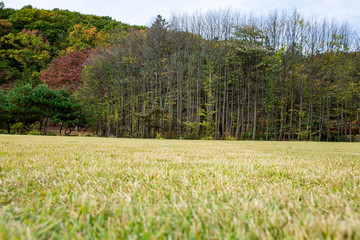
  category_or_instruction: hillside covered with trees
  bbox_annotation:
[0,2,143,134]
[0,1,143,86]
[0,3,359,141]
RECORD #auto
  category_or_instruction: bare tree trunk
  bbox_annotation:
[306,90,313,140]
[19,116,26,135]
[288,85,294,140]
[235,82,241,140]
[42,118,49,135]
[326,90,331,142]
[279,102,284,141]
[39,117,43,132]
[59,122,64,135]
[297,77,304,141]
[252,99,257,140]
[358,110,360,142]
[318,97,324,142]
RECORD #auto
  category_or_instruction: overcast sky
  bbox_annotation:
[4,0,360,28]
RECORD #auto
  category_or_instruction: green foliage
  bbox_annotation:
[28,130,41,135]
[10,122,23,134]
[155,133,166,139]
[233,25,269,54]
[51,88,83,128]
[6,84,41,125]
[1,84,83,134]
[0,4,143,86]
[67,24,104,51]
[8,8,55,30]
[184,121,199,139]
[0,88,9,128]
[0,30,51,84]
[0,4,15,20]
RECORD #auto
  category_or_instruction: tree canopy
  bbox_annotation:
[0,2,144,87]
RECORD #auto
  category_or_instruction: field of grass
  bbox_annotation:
[0,135,360,239]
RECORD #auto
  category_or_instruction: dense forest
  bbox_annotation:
[1,3,359,141]
[0,2,143,134]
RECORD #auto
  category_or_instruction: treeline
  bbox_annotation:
[76,10,360,141]
[1,5,360,141]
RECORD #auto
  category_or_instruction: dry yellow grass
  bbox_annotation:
[0,135,360,239]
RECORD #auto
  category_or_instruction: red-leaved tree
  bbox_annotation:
[40,49,92,93]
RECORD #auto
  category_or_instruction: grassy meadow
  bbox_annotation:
[0,135,360,239]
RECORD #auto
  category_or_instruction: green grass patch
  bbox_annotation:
[1,135,360,239]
